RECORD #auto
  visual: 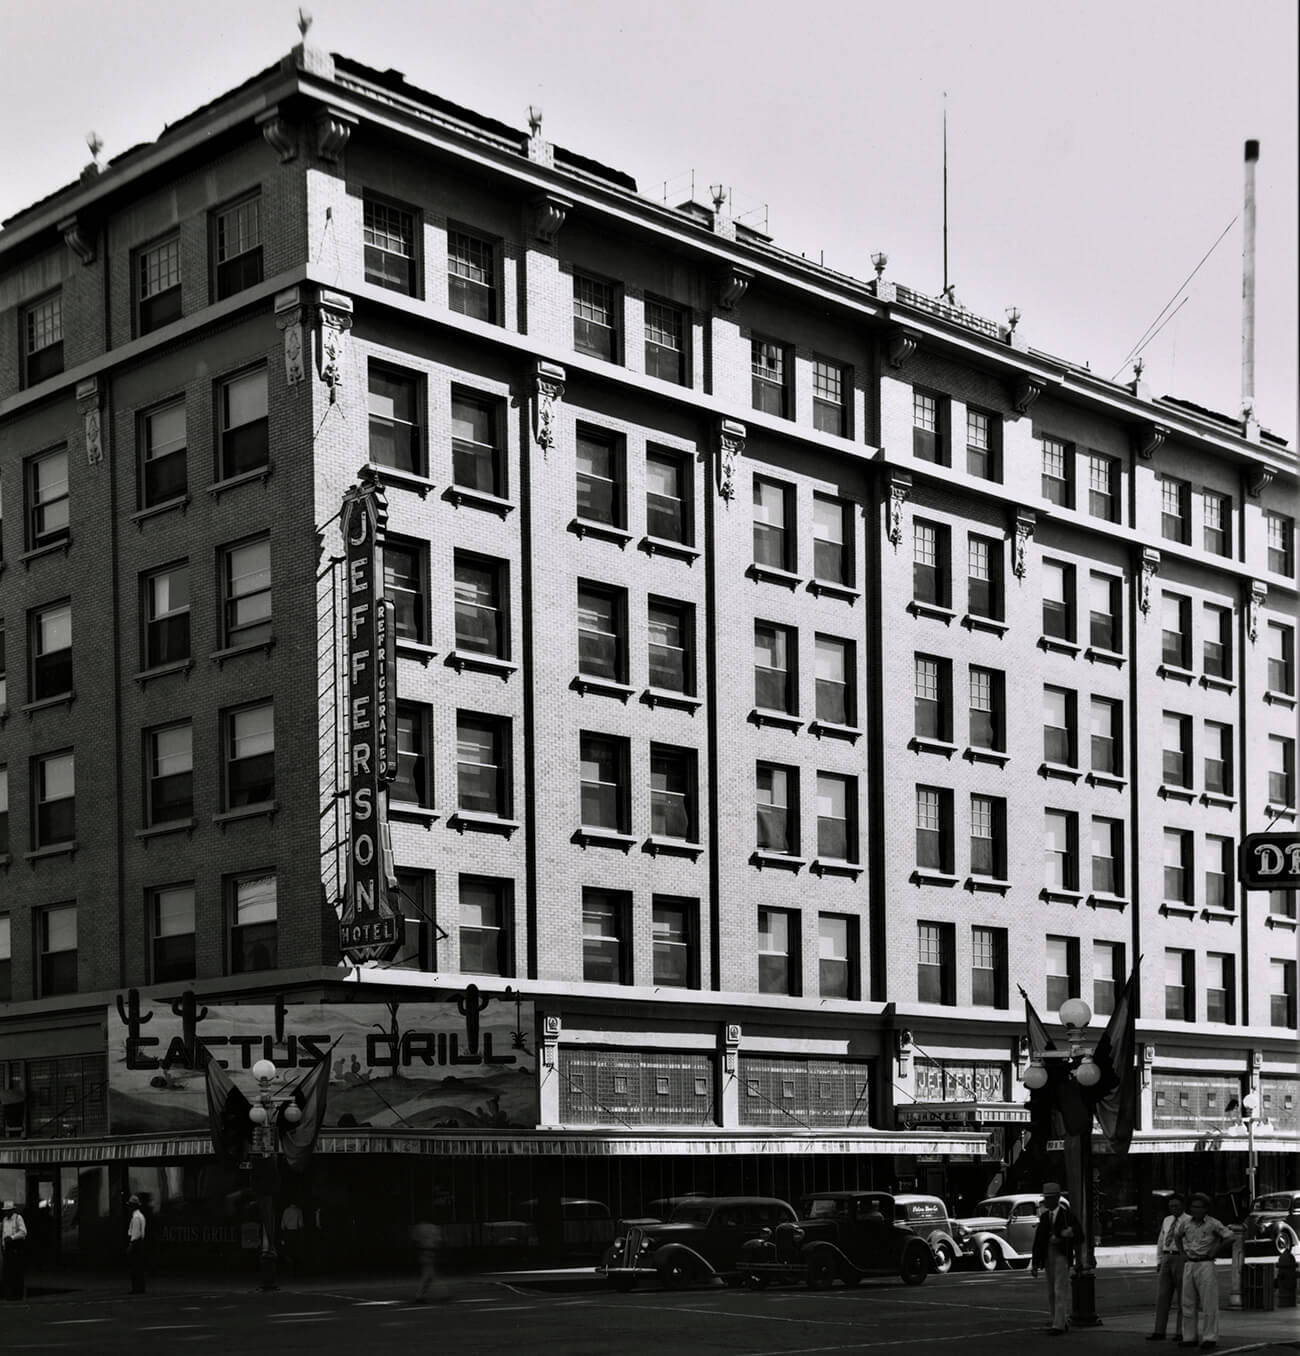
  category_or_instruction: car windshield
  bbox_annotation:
[976,1200,1014,1219]
[669,1204,713,1224]
[804,1198,851,1218]
[1252,1195,1295,1212]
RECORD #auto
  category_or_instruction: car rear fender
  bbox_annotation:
[655,1243,717,1277]
[967,1229,1016,1258]
[800,1239,853,1271]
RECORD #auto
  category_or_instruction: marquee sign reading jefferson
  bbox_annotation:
[338,469,401,962]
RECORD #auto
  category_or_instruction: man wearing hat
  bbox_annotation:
[1172,1192,1233,1351]
[1031,1182,1081,1335]
[1,1202,27,1300]
[126,1195,147,1294]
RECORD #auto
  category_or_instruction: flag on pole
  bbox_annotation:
[1085,964,1139,1154]
[200,1042,252,1166]
[1020,987,1063,1147]
[278,1056,332,1173]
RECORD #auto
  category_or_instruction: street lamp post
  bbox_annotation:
[248,1059,302,1292]
[1021,997,1103,1328]
[1240,1091,1258,1204]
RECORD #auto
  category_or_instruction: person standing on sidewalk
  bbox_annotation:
[1,1203,27,1300]
[126,1195,147,1294]
[410,1218,450,1303]
[1148,1193,1189,1341]
[1030,1182,1081,1336]
[1173,1193,1234,1351]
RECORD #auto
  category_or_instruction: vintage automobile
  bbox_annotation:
[480,1197,615,1257]
[599,1195,797,1291]
[892,1193,965,1273]
[740,1191,938,1288]
[950,1193,1064,1270]
[1242,1189,1300,1254]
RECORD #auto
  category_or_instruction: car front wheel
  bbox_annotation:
[900,1246,929,1286]
[806,1254,835,1290]
[1273,1228,1296,1255]
[931,1240,956,1274]
[659,1257,693,1290]
[977,1240,1001,1272]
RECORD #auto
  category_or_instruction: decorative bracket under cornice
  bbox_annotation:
[715,418,746,501]
[1138,547,1160,616]
[887,470,912,549]
[1248,581,1267,644]
[1132,421,1170,460]
[532,360,566,454]
[887,327,921,370]
[275,287,307,387]
[717,264,753,312]
[58,214,95,266]
[316,109,357,164]
[76,377,104,466]
[1247,466,1276,498]
[256,108,298,163]
[315,288,354,404]
[528,193,570,245]
[1011,507,1037,579]
[1011,375,1044,415]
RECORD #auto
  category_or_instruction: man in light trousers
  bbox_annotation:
[1031,1181,1081,1335]
[1148,1192,1189,1341]
[1174,1192,1233,1351]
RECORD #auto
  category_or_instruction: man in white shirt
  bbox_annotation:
[126,1195,147,1294]
[1173,1193,1234,1351]
[1,1202,27,1300]
[1148,1193,1189,1341]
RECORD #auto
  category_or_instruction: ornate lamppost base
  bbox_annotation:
[1070,1270,1102,1326]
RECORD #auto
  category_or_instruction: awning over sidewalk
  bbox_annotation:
[895,1101,1030,1127]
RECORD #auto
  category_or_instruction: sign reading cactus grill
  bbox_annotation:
[338,468,401,962]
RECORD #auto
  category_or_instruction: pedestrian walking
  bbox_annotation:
[126,1195,147,1294]
[1,1203,27,1300]
[410,1219,450,1302]
[1148,1193,1189,1341]
[1030,1181,1081,1335]
[1173,1192,1233,1351]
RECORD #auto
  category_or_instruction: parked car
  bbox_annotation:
[951,1193,1064,1271]
[740,1191,934,1289]
[1242,1190,1300,1255]
[599,1195,796,1291]
[481,1197,615,1256]
[892,1193,965,1273]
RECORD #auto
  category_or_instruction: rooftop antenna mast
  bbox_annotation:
[942,93,951,303]
[1241,139,1259,431]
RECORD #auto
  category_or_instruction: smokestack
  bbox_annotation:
[1241,139,1259,432]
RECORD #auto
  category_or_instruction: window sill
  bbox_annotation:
[809,580,860,603]
[966,876,1011,895]
[208,463,273,498]
[749,709,802,732]
[1157,664,1196,684]
[911,737,957,758]
[449,812,518,837]
[1200,908,1237,923]
[811,858,862,878]
[963,614,1008,636]
[810,720,861,743]
[1200,792,1236,810]
[22,692,75,718]
[641,688,702,713]
[568,518,632,548]
[1085,647,1126,668]
[909,601,956,625]
[211,637,275,667]
[1158,784,1197,803]
[1201,675,1236,695]
[911,869,959,888]
[1265,802,1297,821]
[443,485,515,516]
[573,827,636,852]
[643,836,703,860]
[21,536,73,569]
[1159,903,1196,920]
[964,747,1010,767]
[1086,894,1130,911]
[1087,771,1126,790]
[1040,762,1082,783]
[447,651,516,679]
[135,818,197,843]
[390,804,440,828]
[24,841,78,863]
[396,639,438,665]
[372,465,433,498]
[1039,636,1081,657]
[639,536,699,563]
[134,659,194,685]
[572,676,635,702]
[750,850,806,872]
[1039,888,1084,906]
[1265,914,1298,931]
[213,801,279,828]
[1264,689,1297,709]
[746,563,802,590]
[131,494,191,526]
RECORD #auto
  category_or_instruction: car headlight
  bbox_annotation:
[640,1237,653,1252]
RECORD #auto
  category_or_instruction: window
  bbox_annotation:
[218,367,268,478]
[224,702,274,808]
[460,877,511,976]
[457,714,511,817]
[390,869,435,972]
[751,337,790,417]
[756,763,797,854]
[1205,835,1233,911]
[582,889,629,983]
[1093,940,1124,1017]
[758,908,798,995]
[150,884,196,983]
[915,654,951,741]
[579,733,628,832]
[967,535,1002,620]
[143,562,190,668]
[817,773,857,863]
[648,598,693,694]
[34,750,75,847]
[136,234,181,334]
[0,766,7,857]
[1091,817,1123,895]
[1041,436,1072,507]
[1211,955,1241,1022]
[1089,573,1121,652]
[29,601,72,702]
[0,915,9,1001]
[229,873,276,973]
[1267,622,1295,694]
[1043,686,1076,766]
[1042,560,1075,640]
[754,622,796,714]
[1046,935,1079,1012]
[1268,735,1295,808]
[813,357,848,436]
[646,448,691,544]
[1089,697,1123,777]
[363,196,416,293]
[969,794,1006,878]
[38,904,77,997]
[447,226,496,321]
[1160,475,1191,544]
[971,926,1007,1007]
[653,898,697,988]
[912,390,947,463]
[819,914,857,999]
[918,922,955,1004]
[1203,721,1233,796]
[966,408,1000,480]
[650,744,697,841]
[454,553,507,658]
[645,298,687,384]
[1269,889,1296,919]
[913,520,949,607]
[1271,959,1297,1028]
[22,292,63,385]
[393,703,432,808]
[140,399,187,507]
[916,785,952,872]
[213,195,262,299]
[753,477,793,570]
[1161,712,1191,788]
[383,540,427,643]
[813,495,852,586]
[1161,592,1190,669]
[368,366,422,475]
[0,618,5,710]
[451,390,505,497]
[578,584,626,683]
[1202,602,1232,679]
[969,666,1005,751]
[1044,809,1078,891]
[26,447,69,550]
[815,635,853,725]
[1087,452,1118,522]
[1266,512,1295,576]
[221,536,271,648]
[575,428,622,526]
[1202,490,1231,556]
[1164,948,1194,1021]
[147,722,193,825]
[573,273,617,360]
[1163,829,1192,905]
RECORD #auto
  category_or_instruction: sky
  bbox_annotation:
[2,0,1296,447]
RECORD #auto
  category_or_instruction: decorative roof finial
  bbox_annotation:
[86,131,103,165]
[528,106,543,137]
[709,183,727,213]
[1005,305,1020,333]
[1133,357,1144,383]
[298,7,312,39]
[871,251,888,280]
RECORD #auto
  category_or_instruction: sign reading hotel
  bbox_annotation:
[338,468,401,962]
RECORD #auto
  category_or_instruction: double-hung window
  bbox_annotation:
[819,914,857,999]
[812,495,851,586]
[230,873,276,973]
[916,785,952,873]
[26,447,69,550]
[758,908,798,995]
[1042,560,1074,641]
[454,553,507,658]
[969,666,1004,752]
[1203,721,1233,796]
[754,622,796,714]
[1266,512,1295,576]
[645,448,691,544]
[914,654,951,741]
[1161,476,1191,544]
[1089,572,1121,652]
[912,390,946,464]
[383,540,427,643]
[578,584,626,683]
[1044,809,1078,891]
[1203,489,1231,556]
[816,773,856,863]
[813,357,848,436]
[814,635,852,725]
[966,408,999,480]
[1267,623,1295,695]
[650,744,696,841]
[753,478,794,569]
[1268,735,1296,808]
[971,926,1007,1007]
[23,292,64,385]
[1043,686,1076,767]
[1089,697,1122,777]
[575,428,622,526]
[0,766,8,856]
[1091,817,1123,895]
[30,601,72,702]
[151,885,196,983]
[756,763,796,854]
[1162,712,1191,789]
[751,337,790,417]
[34,750,76,847]
[1164,948,1193,1021]
[645,298,687,384]
[913,520,949,607]
[1205,954,1234,1024]
[969,794,1005,878]
[368,366,422,475]
[38,904,77,997]
[1093,941,1124,1016]
[460,877,511,976]
[1041,436,1072,506]
[457,715,510,817]
[224,702,275,808]
[451,391,505,498]
[648,599,692,694]
[143,562,190,668]
[1161,592,1191,669]
[221,537,272,649]
[967,535,1002,620]
[447,226,496,321]
[573,273,617,360]
[1163,829,1192,905]
[1088,452,1118,522]
[1270,960,1297,1028]
[1204,835,1233,911]
[141,400,187,507]
[147,722,194,825]
[137,234,182,334]
[218,367,269,478]
[579,733,628,832]
[918,922,954,1005]
[213,195,262,299]
[653,898,696,988]
[1046,936,1079,1011]
[582,889,629,984]
[363,196,417,294]
[392,703,432,809]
